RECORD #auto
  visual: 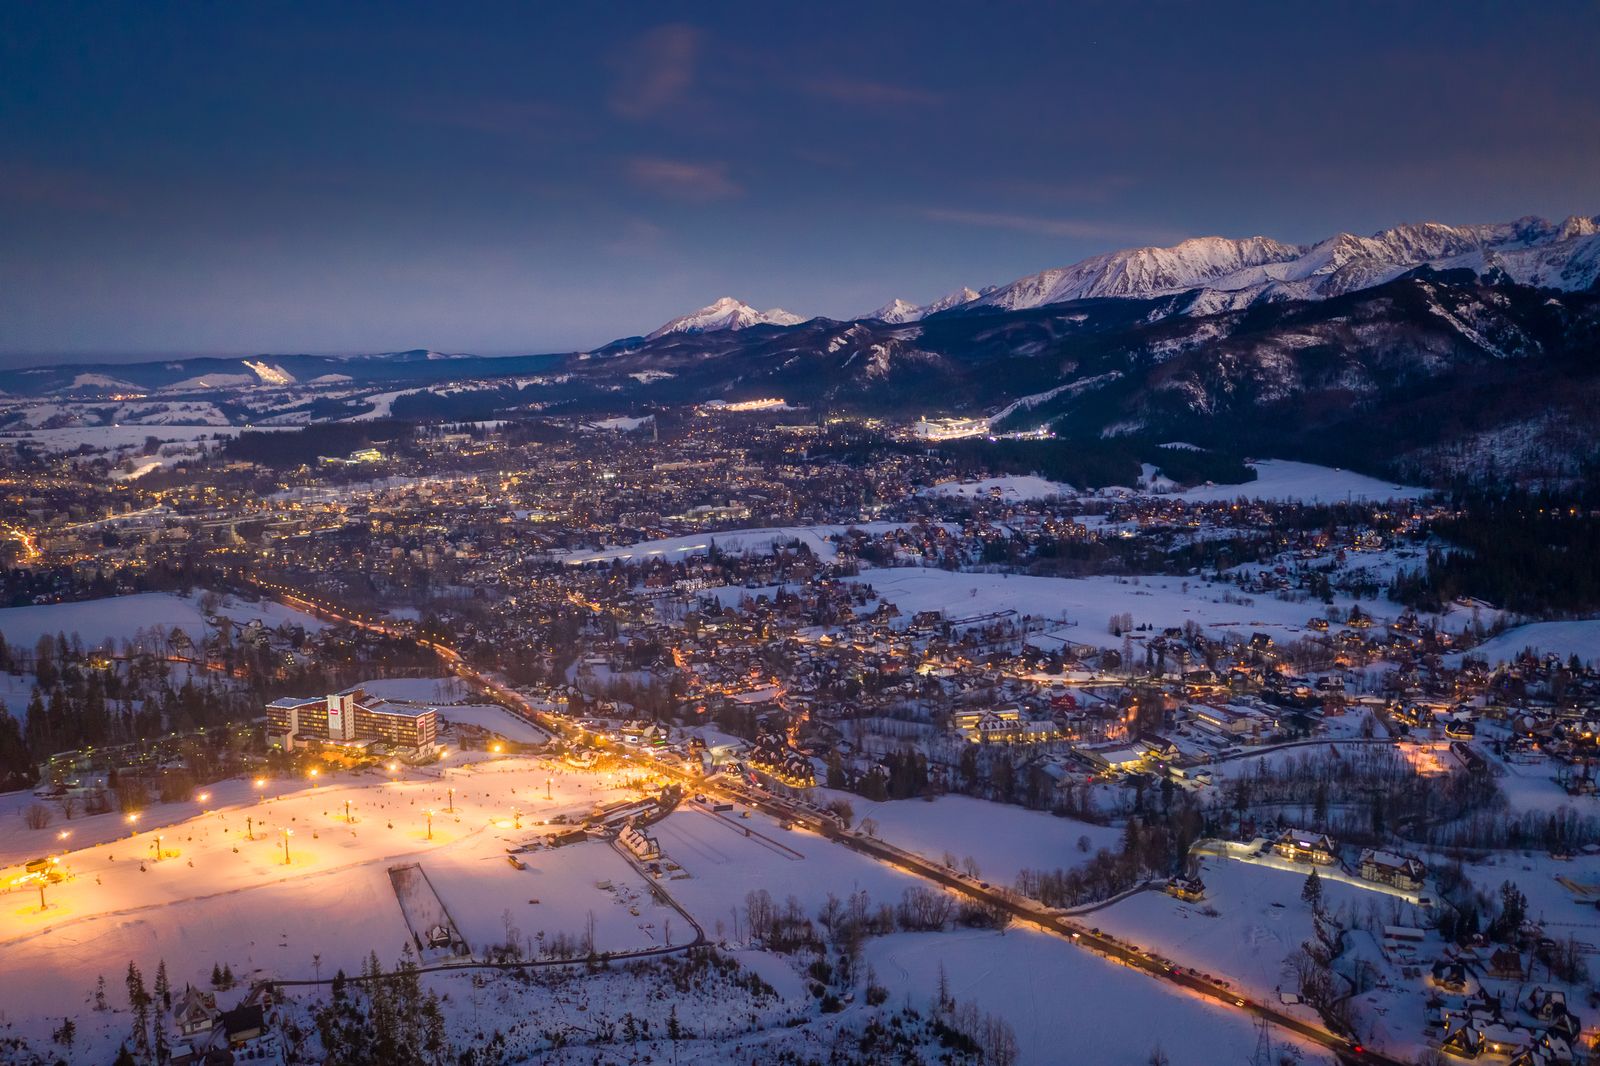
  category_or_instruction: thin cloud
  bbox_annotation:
[626,157,742,202]
[609,24,701,120]
[922,207,1182,245]
[803,76,942,107]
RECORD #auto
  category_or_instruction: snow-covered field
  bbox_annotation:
[0,422,285,458]
[919,475,1077,501]
[560,521,952,565]
[1452,619,1600,667]
[1139,460,1426,504]
[352,676,468,703]
[0,755,640,1030]
[656,807,917,924]
[846,566,1405,649]
[815,791,1121,886]
[0,591,322,649]
[435,703,551,744]
[1094,856,1427,1050]
[866,929,1333,1066]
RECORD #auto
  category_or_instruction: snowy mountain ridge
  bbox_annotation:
[968,214,1600,314]
[868,287,986,324]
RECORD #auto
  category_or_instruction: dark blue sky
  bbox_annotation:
[3,2,1597,362]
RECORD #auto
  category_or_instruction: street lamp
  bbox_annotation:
[345,799,353,824]
[282,828,293,864]
[546,777,552,801]
[126,812,140,836]
[152,835,163,862]
[447,787,455,814]
[254,778,266,802]
[309,768,320,785]
[247,816,254,841]
[425,809,435,841]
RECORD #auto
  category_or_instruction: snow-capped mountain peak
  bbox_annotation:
[868,298,922,324]
[646,297,805,340]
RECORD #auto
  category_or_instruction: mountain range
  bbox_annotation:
[4,212,1598,488]
[638,214,1600,339]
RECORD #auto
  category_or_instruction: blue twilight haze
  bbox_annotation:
[1,1,1597,362]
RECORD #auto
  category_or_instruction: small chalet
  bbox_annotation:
[1272,828,1336,866]
[1359,849,1427,891]
[171,985,218,1038]
[1486,947,1526,981]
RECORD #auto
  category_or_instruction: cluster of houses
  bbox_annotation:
[1431,981,1585,1064]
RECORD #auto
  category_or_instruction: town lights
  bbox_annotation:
[196,792,210,804]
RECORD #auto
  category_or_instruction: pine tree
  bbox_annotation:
[153,959,172,1064]
[155,958,172,1009]
[126,961,151,1059]
[94,974,108,1011]
[1301,868,1323,911]
[210,962,223,989]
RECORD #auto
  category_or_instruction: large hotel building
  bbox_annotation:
[266,688,439,751]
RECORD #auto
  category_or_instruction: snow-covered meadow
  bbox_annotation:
[0,591,323,650]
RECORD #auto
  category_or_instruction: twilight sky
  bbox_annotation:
[2,2,1598,363]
